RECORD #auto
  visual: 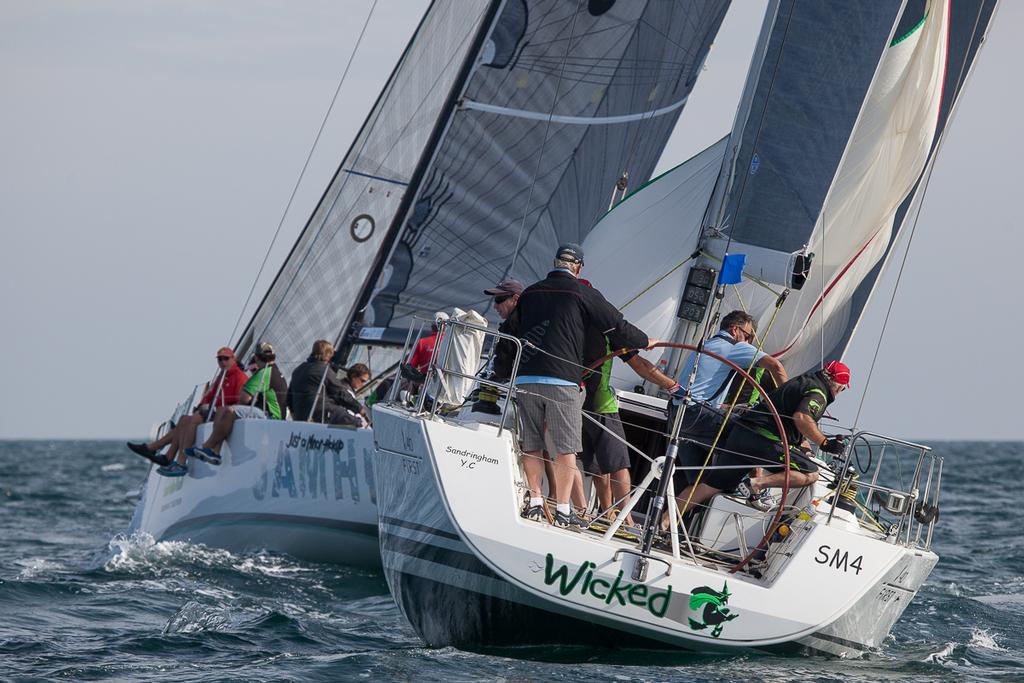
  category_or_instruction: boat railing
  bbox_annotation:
[825,431,940,550]
[156,383,205,441]
[387,315,524,436]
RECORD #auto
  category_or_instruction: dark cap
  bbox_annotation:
[254,342,276,361]
[555,242,584,264]
[483,277,526,296]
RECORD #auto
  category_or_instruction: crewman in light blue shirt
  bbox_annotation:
[673,310,787,486]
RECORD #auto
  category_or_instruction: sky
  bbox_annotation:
[1,1,1019,441]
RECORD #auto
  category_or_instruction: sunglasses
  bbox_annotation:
[493,294,512,304]
[216,356,232,361]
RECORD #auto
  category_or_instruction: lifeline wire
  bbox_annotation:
[225,0,379,347]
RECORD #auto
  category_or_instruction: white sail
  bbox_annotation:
[580,137,728,389]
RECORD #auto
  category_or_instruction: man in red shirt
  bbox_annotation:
[408,324,440,374]
[127,346,248,473]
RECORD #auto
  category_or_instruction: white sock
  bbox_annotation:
[556,503,570,516]
[530,497,543,508]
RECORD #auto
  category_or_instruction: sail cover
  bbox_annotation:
[235,2,492,377]
[714,0,999,374]
[357,0,731,341]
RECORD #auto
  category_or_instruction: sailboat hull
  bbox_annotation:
[128,420,380,567]
[372,405,937,656]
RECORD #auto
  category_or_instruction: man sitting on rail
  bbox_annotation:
[676,361,851,513]
[126,346,248,469]
[180,342,288,471]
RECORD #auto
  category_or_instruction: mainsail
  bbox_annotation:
[235,1,494,377]
[352,0,731,347]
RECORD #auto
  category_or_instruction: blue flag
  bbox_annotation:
[718,253,746,285]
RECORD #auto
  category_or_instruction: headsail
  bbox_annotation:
[716,0,999,374]
[235,2,493,377]
[353,0,731,345]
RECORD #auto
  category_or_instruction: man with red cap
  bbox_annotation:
[675,360,851,512]
[126,346,248,475]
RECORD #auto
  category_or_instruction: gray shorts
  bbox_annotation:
[232,405,267,420]
[516,383,584,455]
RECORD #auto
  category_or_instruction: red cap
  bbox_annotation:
[216,346,235,358]
[824,360,851,387]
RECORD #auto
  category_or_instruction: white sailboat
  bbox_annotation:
[372,0,997,655]
[127,0,726,565]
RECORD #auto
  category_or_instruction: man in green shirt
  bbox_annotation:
[187,342,288,467]
[579,312,677,525]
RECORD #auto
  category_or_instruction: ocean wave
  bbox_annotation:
[967,628,1006,652]
[104,532,238,574]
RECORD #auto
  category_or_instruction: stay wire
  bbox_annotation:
[225,0,380,348]
[506,0,585,276]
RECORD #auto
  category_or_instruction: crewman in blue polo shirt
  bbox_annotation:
[673,310,787,487]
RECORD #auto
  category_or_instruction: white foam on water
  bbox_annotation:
[15,557,65,580]
[101,463,127,472]
[233,554,313,578]
[104,532,236,573]
[924,641,956,663]
[968,628,1006,652]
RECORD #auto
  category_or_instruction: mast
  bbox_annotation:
[338,0,504,362]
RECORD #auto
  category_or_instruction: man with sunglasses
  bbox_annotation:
[671,310,788,494]
[184,342,288,469]
[126,346,248,471]
[484,277,525,382]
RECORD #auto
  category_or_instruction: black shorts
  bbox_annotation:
[704,424,819,492]
[670,403,729,487]
[578,413,630,475]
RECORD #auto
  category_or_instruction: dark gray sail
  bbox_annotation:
[706,0,905,273]
[235,1,493,378]
[355,0,731,343]
[708,0,1000,375]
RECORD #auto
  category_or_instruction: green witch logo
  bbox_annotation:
[688,581,738,638]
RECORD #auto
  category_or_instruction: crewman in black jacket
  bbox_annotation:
[513,243,650,529]
[676,361,851,513]
[288,340,362,426]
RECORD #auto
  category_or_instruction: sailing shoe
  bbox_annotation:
[126,442,170,467]
[736,478,774,512]
[554,509,590,531]
[523,504,545,522]
[156,462,187,477]
[186,447,222,465]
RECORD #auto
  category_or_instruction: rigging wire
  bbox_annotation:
[224,0,380,348]
[852,3,990,429]
[506,0,585,276]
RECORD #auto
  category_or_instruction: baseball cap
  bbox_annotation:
[216,346,235,358]
[555,242,584,264]
[824,360,851,387]
[254,342,276,360]
[483,277,526,296]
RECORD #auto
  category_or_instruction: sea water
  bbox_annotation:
[1,440,1021,681]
